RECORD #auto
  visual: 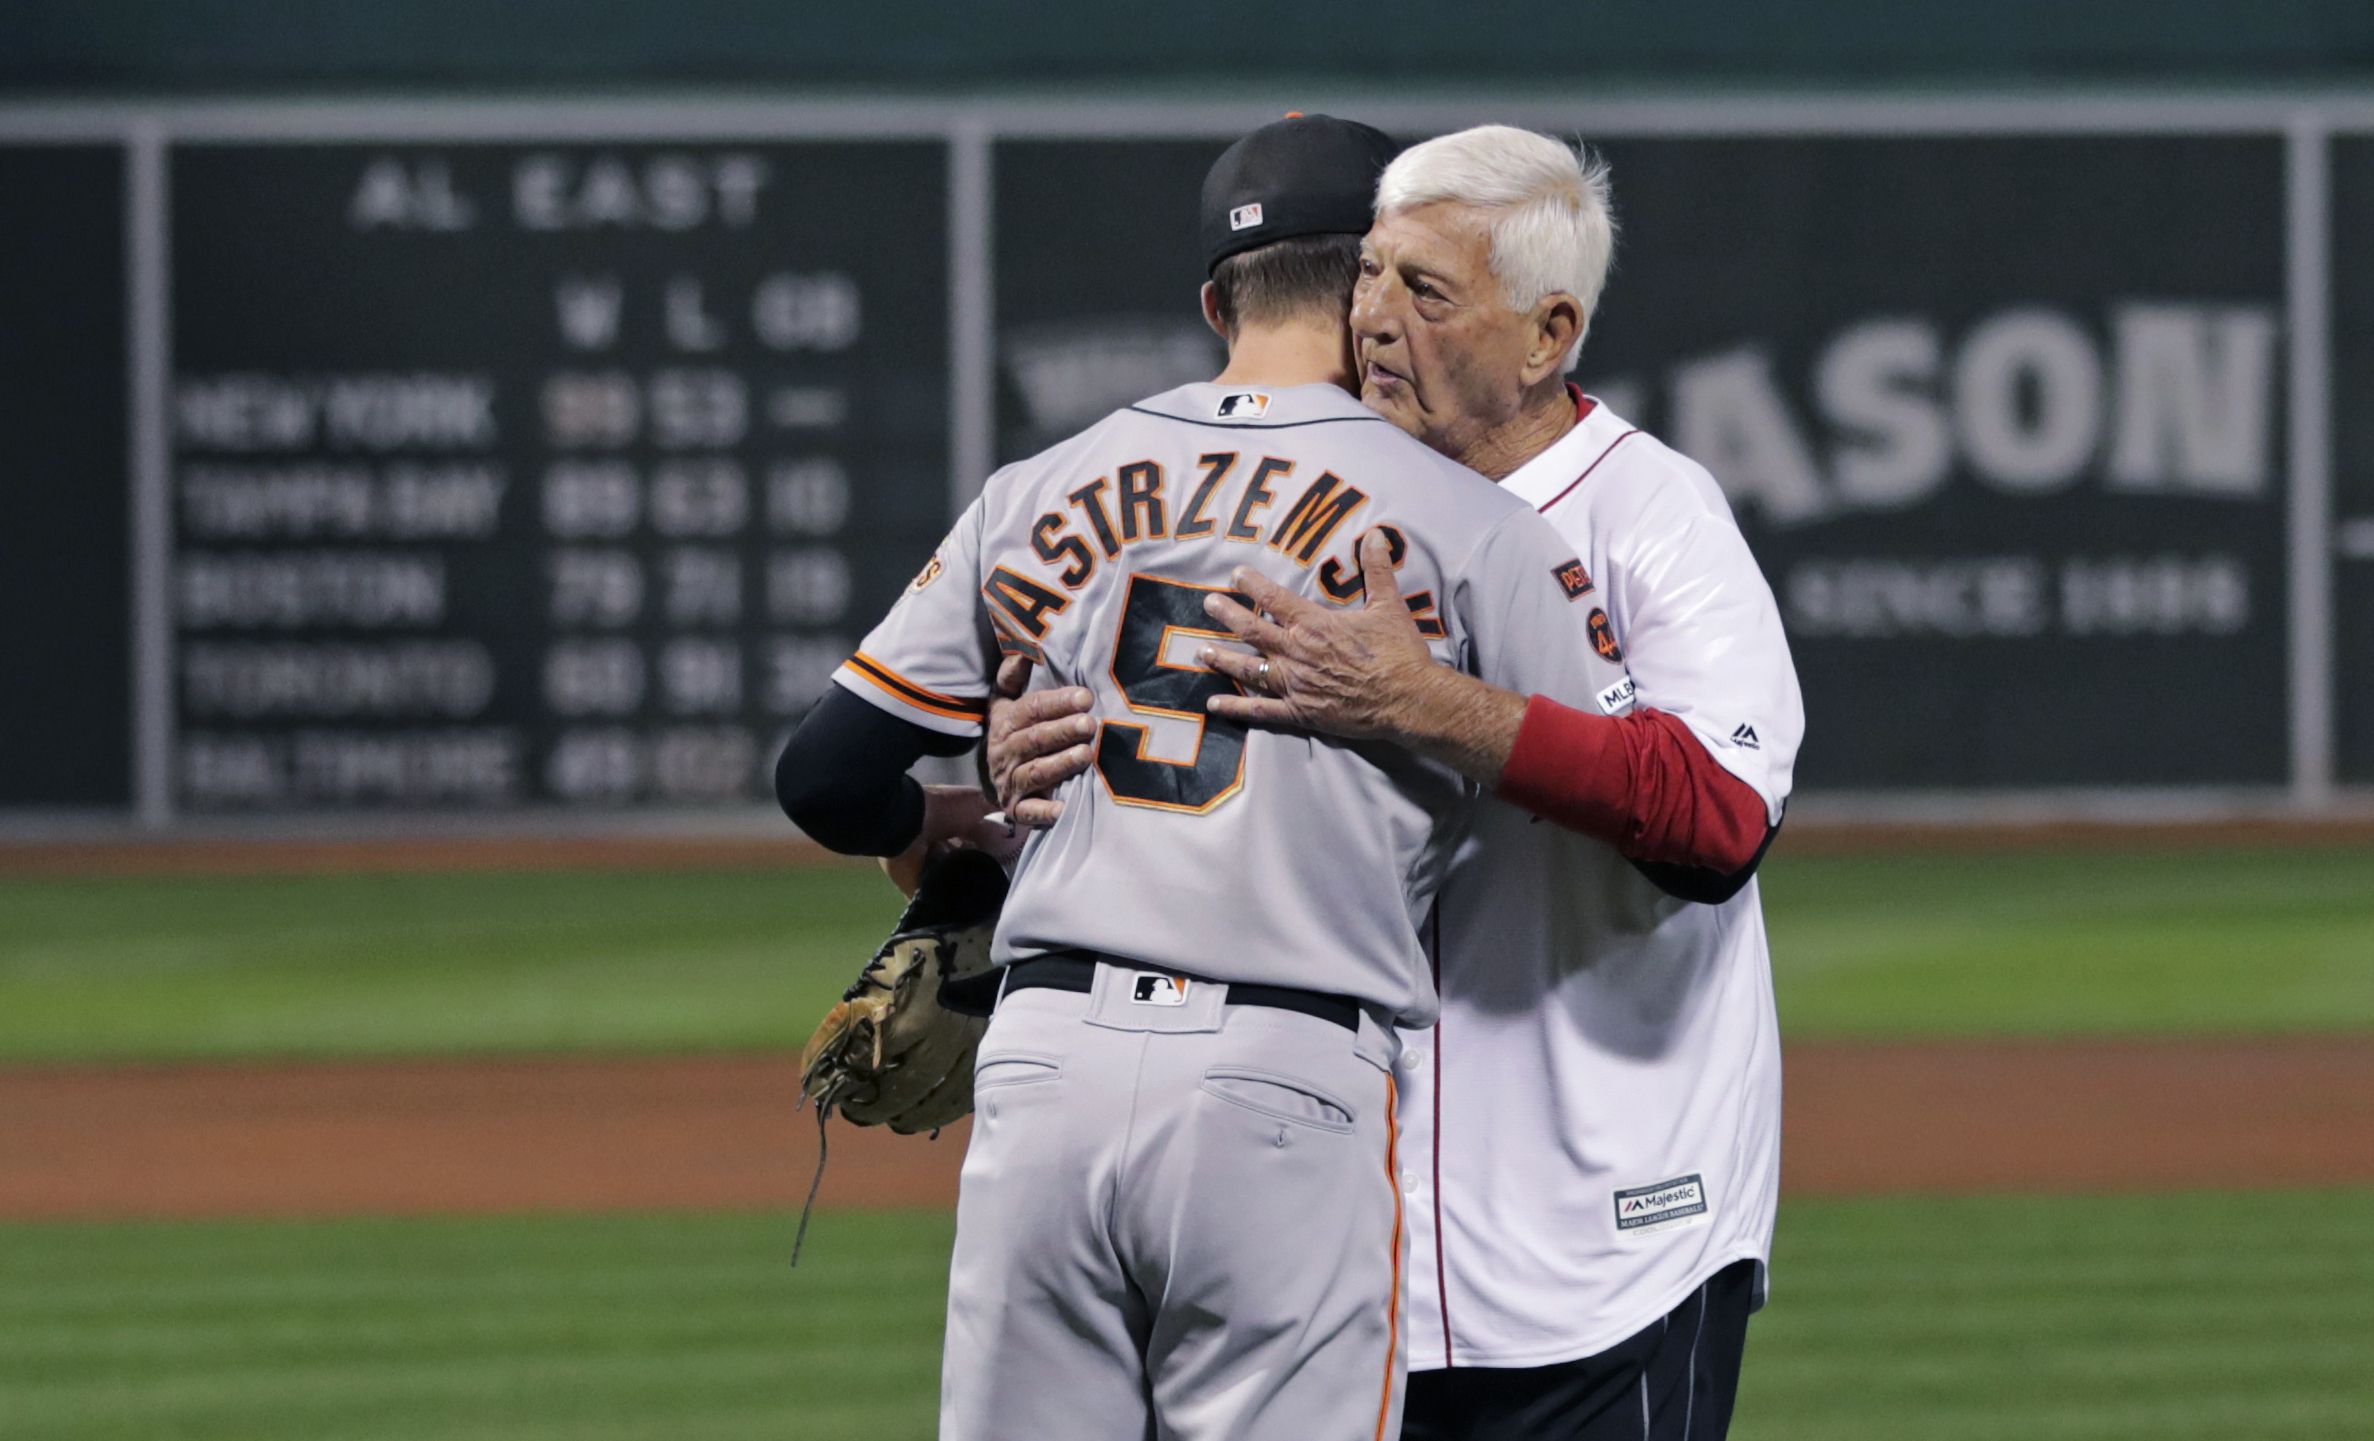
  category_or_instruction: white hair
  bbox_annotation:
[1375,125,1616,371]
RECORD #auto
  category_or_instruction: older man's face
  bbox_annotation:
[1351,201,1539,460]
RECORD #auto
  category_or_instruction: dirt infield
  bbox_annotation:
[2,1038,2369,1221]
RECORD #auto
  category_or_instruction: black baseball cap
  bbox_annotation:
[1200,113,1400,275]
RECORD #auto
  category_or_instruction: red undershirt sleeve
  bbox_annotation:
[1494,694,1771,874]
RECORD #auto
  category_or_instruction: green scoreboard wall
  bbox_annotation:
[0,95,2360,822]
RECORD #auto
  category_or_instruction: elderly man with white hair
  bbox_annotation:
[983,123,1803,1438]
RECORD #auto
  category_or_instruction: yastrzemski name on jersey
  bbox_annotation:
[833,382,1631,1026]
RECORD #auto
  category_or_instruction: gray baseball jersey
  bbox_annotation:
[834,380,1632,1027]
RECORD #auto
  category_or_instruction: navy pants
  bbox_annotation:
[1401,1259,1758,1441]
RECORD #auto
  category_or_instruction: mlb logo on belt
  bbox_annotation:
[1216,391,1271,419]
[1131,974,1191,1006]
[1229,202,1264,231]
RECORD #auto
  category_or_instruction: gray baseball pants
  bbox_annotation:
[939,959,1407,1441]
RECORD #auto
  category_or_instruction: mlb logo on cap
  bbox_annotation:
[1216,391,1271,419]
[1229,202,1264,231]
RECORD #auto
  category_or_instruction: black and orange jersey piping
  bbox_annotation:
[845,651,988,725]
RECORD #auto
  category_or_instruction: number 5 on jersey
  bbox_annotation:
[1097,574,1253,814]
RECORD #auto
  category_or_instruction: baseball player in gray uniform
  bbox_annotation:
[775,116,1632,1440]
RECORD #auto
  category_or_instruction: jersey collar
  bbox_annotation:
[1133,381,1390,429]
[1500,389,1633,512]
[1497,386,1624,512]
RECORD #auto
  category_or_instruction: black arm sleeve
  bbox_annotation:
[775,685,978,856]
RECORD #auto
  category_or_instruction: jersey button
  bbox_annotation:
[1400,1047,1428,1069]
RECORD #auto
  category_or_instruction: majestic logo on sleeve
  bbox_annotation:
[910,553,945,592]
[1587,607,1623,663]
[1554,559,1595,599]
[1613,1174,1710,1234]
[1215,391,1272,419]
[1730,723,1761,750]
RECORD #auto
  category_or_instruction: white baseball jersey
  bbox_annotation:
[1398,395,1805,1368]
[834,381,1633,1027]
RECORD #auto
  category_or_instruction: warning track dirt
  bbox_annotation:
[3,1038,2368,1221]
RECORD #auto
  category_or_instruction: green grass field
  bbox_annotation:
[2,845,2370,1062]
[3,844,2369,1439]
[5,1192,2370,1441]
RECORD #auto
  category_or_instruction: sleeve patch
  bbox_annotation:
[1554,558,1595,599]
[1587,607,1624,664]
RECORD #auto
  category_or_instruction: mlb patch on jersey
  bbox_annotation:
[1596,675,1638,715]
[1554,558,1595,599]
[1215,391,1272,419]
[1131,973,1191,1006]
[1614,1174,1710,1234]
[1229,202,1264,231]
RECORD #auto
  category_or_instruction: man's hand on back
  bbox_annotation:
[1199,530,1528,783]
[888,651,1108,896]
[1198,531,1442,739]
[985,655,1098,829]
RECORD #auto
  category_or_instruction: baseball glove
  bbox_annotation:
[797,847,1009,1136]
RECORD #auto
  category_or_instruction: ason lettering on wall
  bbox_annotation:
[997,134,2290,789]
[1580,136,2286,787]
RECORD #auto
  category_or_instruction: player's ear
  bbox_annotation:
[1200,281,1229,342]
[1522,292,1583,386]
